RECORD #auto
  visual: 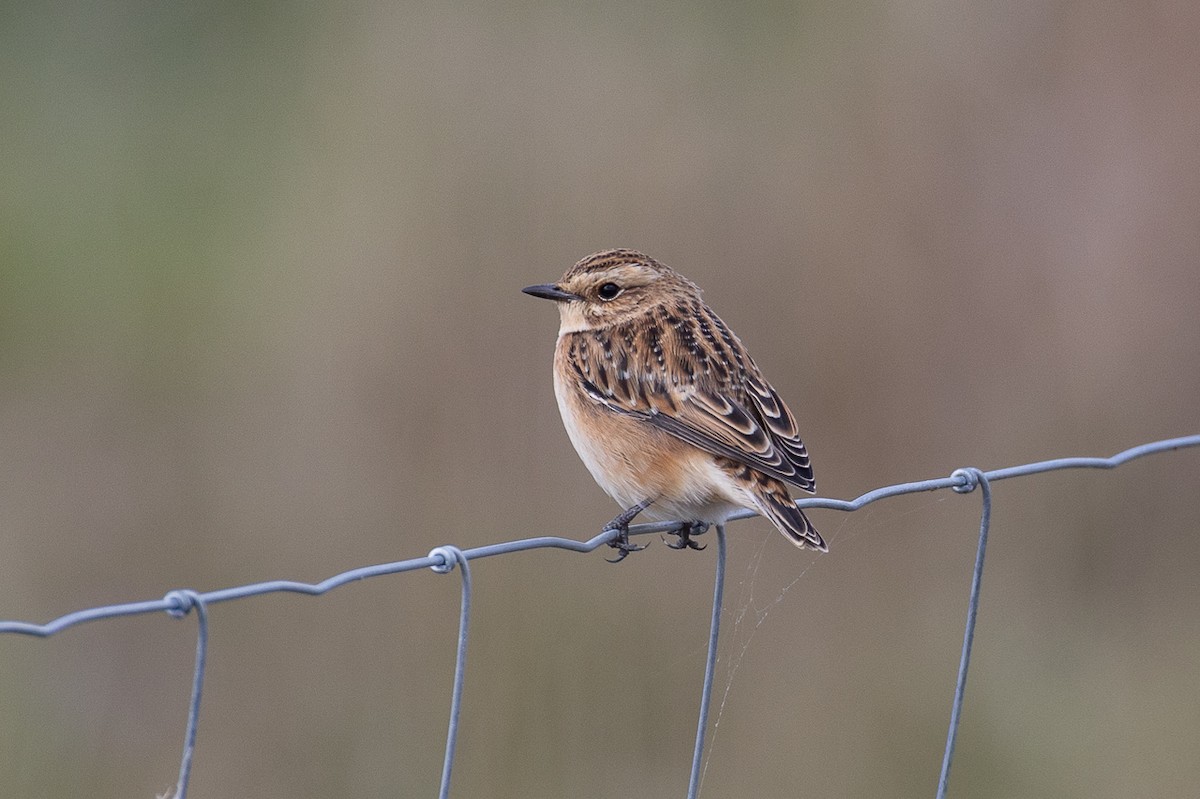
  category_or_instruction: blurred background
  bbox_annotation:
[2,2,1198,797]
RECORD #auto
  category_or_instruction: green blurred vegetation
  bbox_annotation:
[2,2,1199,797]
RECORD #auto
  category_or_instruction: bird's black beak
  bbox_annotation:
[522,283,581,302]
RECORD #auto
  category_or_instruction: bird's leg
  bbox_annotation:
[604,499,653,563]
[665,521,710,551]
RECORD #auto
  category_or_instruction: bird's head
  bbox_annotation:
[522,249,699,333]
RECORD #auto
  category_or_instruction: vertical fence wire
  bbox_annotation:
[162,590,209,799]
[687,524,727,799]
[0,434,1196,798]
[429,546,473,799]
[936,468,992,798]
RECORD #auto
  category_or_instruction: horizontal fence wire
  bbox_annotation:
[2,434,1198,798]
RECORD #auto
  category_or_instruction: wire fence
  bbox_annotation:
[2,433,1199,798]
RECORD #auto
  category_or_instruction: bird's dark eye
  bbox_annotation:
[597,282,623,301]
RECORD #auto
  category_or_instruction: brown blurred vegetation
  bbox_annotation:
[1,2,1199,797]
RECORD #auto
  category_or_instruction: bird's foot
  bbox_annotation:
[664,521,709,551]
[605,527,648,563]
[603,500,652,564]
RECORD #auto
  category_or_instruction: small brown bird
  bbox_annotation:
[524,249,825,561]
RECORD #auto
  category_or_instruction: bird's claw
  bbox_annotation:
[605,536,648,563]
[602,500,653,564]
[664,521,709,551]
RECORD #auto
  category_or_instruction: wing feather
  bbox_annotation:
[565,306,816,492]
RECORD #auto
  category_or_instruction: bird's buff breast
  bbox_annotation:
[551,345,745,522]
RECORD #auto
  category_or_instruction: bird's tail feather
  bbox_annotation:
[753,480,828,552]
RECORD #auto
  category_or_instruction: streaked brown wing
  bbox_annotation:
[564,316,816,492]
[742,365,815,490]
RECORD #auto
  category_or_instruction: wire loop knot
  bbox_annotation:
[163,590,204,620]
[950,467,985,494]
[428,546,466,575]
